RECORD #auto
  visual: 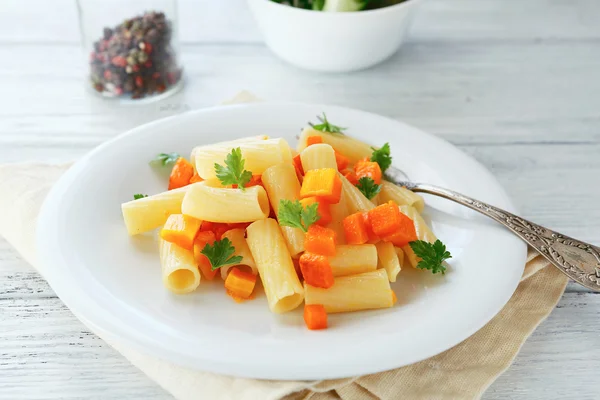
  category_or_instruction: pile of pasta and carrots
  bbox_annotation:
[121,114,451,330]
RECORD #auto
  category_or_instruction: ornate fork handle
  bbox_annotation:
[404,182,600,292]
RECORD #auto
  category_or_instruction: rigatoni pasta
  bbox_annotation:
[380,181,425,213]
[194,138,292,179]
[261,164,305,257]
[246,218,304,313]
[219,228,258,279]
[300,143,337,171]
[304,269,394,313]
[328,244,378,277]
[123,114,451,330]
[181,183,270,223]
[159,237,201,294]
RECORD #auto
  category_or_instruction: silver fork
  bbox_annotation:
[386,166,600,292]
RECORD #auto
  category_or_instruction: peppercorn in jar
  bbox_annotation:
[78,1,183,101]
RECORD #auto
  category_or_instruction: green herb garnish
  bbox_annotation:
[309,113,346,136]
[277,199,320,233]
[214,147,253,189]
[370,142,392,173]
[201,238,243,271]
[133,194,148,200]
[409,239,452,274]
[356,177,381,200]
[149,152,180,167]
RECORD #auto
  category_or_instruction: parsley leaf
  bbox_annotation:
[214,147,253,189]
[149,152,180,167]
[356,177,381,200]
[201,238,243,271]
[309,113,346,136]
[277,199,320,233]
[409,239,452,274]
[370,143,392,173]
[133,194,148,200]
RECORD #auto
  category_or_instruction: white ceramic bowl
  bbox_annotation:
[247,0,422,72]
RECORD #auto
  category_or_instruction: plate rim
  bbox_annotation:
[36,102,527,380]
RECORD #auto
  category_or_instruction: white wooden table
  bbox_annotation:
[1,0,599,398]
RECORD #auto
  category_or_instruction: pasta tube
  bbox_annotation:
[328,244,378,277]
[261,164,305,257]
[300,143,337,171]
[395,246,405,268]
[326,192,350,245]
[340,174,375,213]
[181,183,270,223]
[190,135,268,161]
[298,127,373,164]
[194,138,293,179]
[376,241,401,282]
[220,228,258,280]
[400,205,437,268]
[159,237,201,294]
[246,219,304,313]
[121,186,189,235]
[380,181,425,213]
[304,269,393,313]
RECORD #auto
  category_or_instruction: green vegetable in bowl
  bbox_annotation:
[322,0,369,11]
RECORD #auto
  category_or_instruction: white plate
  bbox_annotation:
[37,103,526,380]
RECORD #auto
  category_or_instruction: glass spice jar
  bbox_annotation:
[76,0,183,102]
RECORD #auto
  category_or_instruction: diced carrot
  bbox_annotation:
[293,154,304,176]
[293,257,303,281]
[227,222,251,231]
[367,201,404,237]
[299,253,334,288]
[362,212,379,243]
[300,168,342,204]
[232,174,262,188]
[212,223,232,240]
[193,231,218,280]
[334,151,350,171]
[306,136,324,146]
[305,224,337,256]
[381,212,418,247]
[224,267,257,299]
[342,212,369,245]
[189,170,204,184]
[391,291,397,305]
[199,221,230,240]
[160,214,202,250]
[355,160,382,184]
[292,154,304,183]
[341,168,358,185]
[304,304,328,330]
[300,197,332,226]
[168,157,195,190]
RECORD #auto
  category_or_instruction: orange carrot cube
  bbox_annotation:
[168,157,195,190]
[306,136,324,146]
[334,151,350,171]
[381,212,418,247]
[189,170,204,184]
[193,231,218,280]
[300,196,332,226]
[341,168,358,185]
[305,224,337,256]
[362,212,380,243]
[160,214,202,250]
[367,201,404,237]
[355,160,382,184]
[342,212,369,245]
[304,304,328,330]
[300,168,342,204]
[299,253,334,289]
[224,267,257,298]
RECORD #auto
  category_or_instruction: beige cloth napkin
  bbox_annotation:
[0,94,569,400]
